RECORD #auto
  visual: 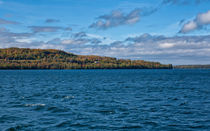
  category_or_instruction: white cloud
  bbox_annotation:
[196,10,210,25]
[159,43,175,48]
[180,10,210,33]
[16,38,33,43]
[61,39,74,44]
[180,21,198,33]
[86,33,104,39]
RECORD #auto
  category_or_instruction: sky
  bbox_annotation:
[0,0,210,65]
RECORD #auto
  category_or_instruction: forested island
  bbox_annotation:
[174,65,210,69]
[0,48,172,69]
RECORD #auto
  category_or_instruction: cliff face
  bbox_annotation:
[0,48,173,69]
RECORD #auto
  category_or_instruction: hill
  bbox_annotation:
[0,48,172,69]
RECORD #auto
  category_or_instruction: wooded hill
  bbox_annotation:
[0,48,173,69]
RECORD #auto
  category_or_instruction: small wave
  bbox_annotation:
[25,103,45,107]
[5,123,34,131]
[64,96,74,99]
[47,106,69,113]
[96,109,116,115]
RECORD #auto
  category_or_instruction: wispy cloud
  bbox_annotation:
[162,0,210,5]
[0,27,32,38]
[73,32,87,38]
[64,27,72,31]
[60,31,101,45]
[89,0,210,30]
[89,8,141,29]
[0,18,20,25]
[180,10,210,33]
[28,26,69,33]
[45,19,60,23]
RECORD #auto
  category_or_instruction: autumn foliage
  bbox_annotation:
[0,48,172,69]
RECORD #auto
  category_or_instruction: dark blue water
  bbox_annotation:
[0,69,210,131]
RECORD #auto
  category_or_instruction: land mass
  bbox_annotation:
[0,48,172,69]
[174,65,210,69]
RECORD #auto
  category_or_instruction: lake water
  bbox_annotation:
[0,69,210,130]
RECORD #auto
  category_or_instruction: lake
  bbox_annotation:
[0,69,210,130]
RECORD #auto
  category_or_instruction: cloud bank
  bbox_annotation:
[1,26,210,64]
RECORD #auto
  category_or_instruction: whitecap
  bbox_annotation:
[25,103,46,107]
[64,96,74,99]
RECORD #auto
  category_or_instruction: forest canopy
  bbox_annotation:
[0,48,173,69]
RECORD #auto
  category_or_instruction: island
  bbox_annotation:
[0,48,173,69]
[174,65,210,69]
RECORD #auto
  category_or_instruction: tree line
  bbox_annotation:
[0,48,173,69]
[174,65,210,69]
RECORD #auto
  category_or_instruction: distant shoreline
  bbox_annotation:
[0,48,172,70]
[174,65,210,69]
[1,48,209,70]
[0,68,209,70]
[0,68,174,70]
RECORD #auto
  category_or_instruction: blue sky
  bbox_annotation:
[0,0,210,64]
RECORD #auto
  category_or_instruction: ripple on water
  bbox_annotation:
[0,70,210,130]
[25,103,46,107]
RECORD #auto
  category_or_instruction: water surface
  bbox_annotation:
[0,69,210,130]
